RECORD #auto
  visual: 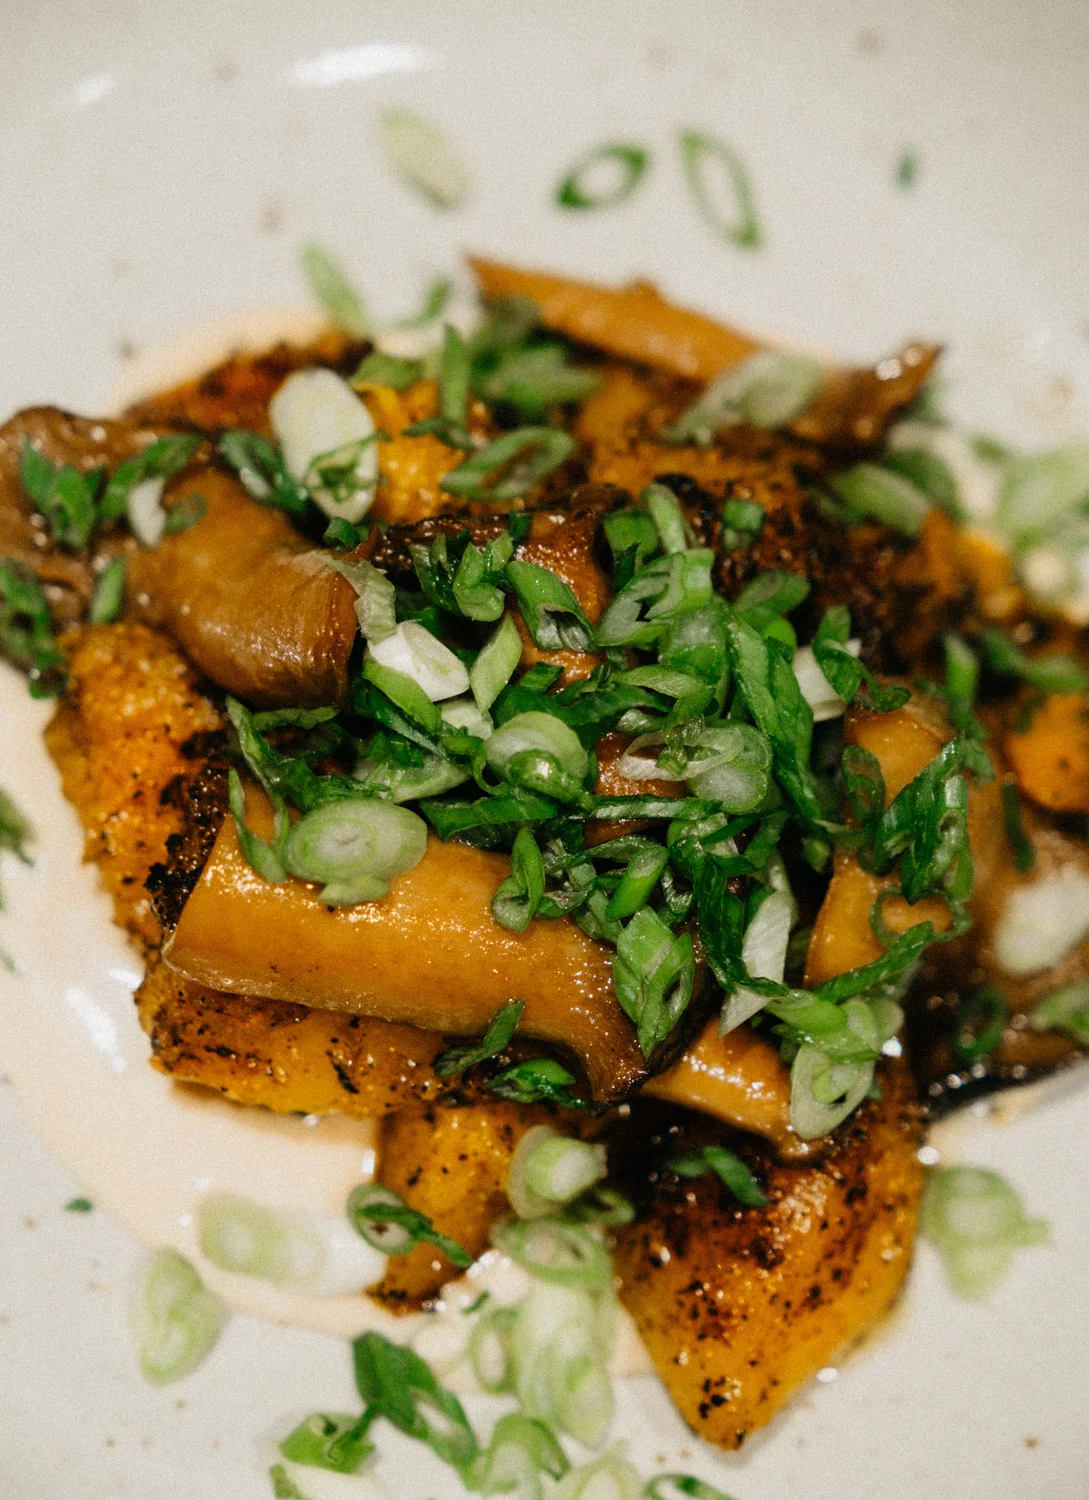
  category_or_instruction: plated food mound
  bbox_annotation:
[4,257,1089,1463]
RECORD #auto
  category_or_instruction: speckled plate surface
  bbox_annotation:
[3,2,1089,1496]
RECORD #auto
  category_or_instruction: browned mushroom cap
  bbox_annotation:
[469,257,762,382]
[126,466,358,707]
[0,406,157,628]
[162,784,655,1104]
[470,257,940,452]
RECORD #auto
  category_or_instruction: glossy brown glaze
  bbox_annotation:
[127,466,359,707]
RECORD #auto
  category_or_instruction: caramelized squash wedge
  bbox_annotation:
[370,1103,555,1311]
[43,622,222,948]
[611,1065,924,1449]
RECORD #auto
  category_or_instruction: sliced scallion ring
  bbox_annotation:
[492,1217,612,1290]
[789,1046,874,1140]
[556,142,650,210]
[507,1127,606,1219]
[509,1281,615,1446]
[198,1192,386,1295]
[472,1410,569,1497]
[468,1304,517,1394]
[485,711,589,786]
[679,129,762,249]
[554,1447,643,1499]
[665,351,822,445]
[283,798,428,905]
[354,753,468,803]
[269,367,379,524]
[131,1248,225,1386]
[921,1165,1048,1299]
[346,1184,419,1254]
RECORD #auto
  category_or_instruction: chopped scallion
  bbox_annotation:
[668,1145,768,1206]
[921,1165,1047,1299]
[0,560,66,696]
[433,999,525,1077]
[556,142,650,210]
[347,1183,472,1267]
[131,1248,225,1385]
[441,427,575,503]
[299,243,371,337]
[282,798,428,905]
[471,614,524,711]
[377,109,471,209]
[89,556,126,625]
[1027,980,1089,1044]
[679,129,762,249]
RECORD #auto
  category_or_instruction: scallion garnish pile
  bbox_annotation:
[220,437,993,1134]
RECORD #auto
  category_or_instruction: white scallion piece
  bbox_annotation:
[441,695,494,740]
[127,476,168,547]
[269,367,379,524]
[888,421,1001,523]
[378,109,471,209]
[325,557,398,643]
[720,888,795,1034]
[197,1191,386,1295]
[792,640,861,722]
[131,1247,226,1385]
[507,1127,606,1220]
[485,711,590,784]
[367,619,470,701]
[993,866,1089,975]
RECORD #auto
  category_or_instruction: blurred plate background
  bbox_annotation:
[2,1,1089,1496]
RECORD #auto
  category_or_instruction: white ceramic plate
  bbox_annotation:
[3,2,1089,1496]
